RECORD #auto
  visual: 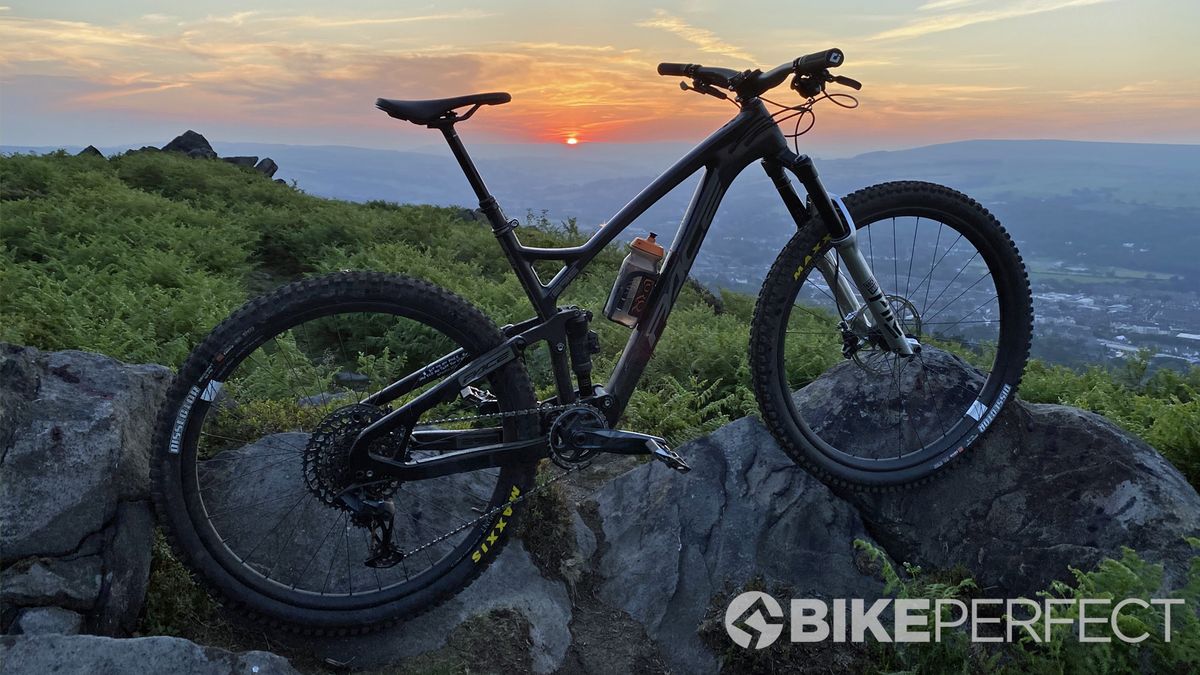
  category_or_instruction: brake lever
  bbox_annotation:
[832,75,863,91]
[679,80,729,100]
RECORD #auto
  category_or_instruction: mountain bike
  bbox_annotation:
[152,49,1032,631]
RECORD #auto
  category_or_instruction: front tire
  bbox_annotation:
[751,181,1032,489]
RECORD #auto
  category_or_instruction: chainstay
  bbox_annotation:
[399,402,578,561]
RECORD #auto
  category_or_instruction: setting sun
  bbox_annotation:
[565,137,578,145]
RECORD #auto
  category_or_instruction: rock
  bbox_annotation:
[300,544,573,674]
[221,156,258,167]
[0,557,103,610]
[0,343,170,634]
[161,130,214,156]
[94,501,156,635]
[591,417,887,673]
[9,607,84,635]
[274,178,288,185]
[76,146,103,158]
[845,401,1200,597]
[0,634,300,674]
[188,148,217,159]
[254,158,278,177]
[0,344,170,560]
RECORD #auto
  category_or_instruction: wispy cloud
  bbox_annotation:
[75,82,190,102]
[870,0,1114,41]
[917,0,985,10]
[635,9,754,62]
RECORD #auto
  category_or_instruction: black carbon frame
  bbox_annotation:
[347,97,852,480]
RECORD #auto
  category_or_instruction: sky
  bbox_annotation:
[1,1,1197,154]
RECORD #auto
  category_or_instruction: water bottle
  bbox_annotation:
[604,233,664,328]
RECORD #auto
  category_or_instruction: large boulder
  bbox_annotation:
[254,158,279,177]
[0,343,170,635]
[789,347,1200,596]
[220,156,258,168]
[845,402,1200,597]
[590,417,887,673]
[161,130,215,158]
[0,634,300,674]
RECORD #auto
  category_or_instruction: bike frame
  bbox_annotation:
[347,96,889,480]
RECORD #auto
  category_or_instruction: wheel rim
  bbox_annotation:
[181,304,526,607]
[779,210,1011,473]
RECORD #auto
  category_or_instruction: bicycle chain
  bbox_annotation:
[398,401,588,561]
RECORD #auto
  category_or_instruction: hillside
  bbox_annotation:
[0,148,1196,485]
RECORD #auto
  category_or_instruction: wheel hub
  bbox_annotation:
[843,294,922,375]
[302,403,402,511]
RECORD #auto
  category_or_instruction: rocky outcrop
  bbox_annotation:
[584,350,1200,670]
[845,401,1200,597]
[158,131,278,177]
[255,158,279,177]
[76,145,103,158]
[590,418,887,673]
[0,343,170,635]
[2,342,1196,673]
[161,130,216,159]
[0,634,300,674]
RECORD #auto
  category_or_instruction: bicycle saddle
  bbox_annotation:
[375,93,511,125]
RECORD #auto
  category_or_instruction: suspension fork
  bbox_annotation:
[765,153,915,356]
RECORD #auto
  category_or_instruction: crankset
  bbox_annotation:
[550,404,690,473]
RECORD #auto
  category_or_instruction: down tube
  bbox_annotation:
[606,168,729,417]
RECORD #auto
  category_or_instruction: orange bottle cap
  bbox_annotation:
[632,232,664,259]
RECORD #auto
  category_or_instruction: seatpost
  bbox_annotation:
[438,125,508,229]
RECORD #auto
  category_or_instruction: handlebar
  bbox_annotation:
[657,48,850,99]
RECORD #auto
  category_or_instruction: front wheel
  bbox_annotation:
[751,181,1032,489]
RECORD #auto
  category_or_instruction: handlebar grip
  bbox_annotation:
[657,62,693,77]
[795,48,844,74]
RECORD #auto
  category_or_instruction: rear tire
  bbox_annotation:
[750,181,1032,489]
[151,272,538,633]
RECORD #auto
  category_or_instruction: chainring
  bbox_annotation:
[302,403,402,511]
[547,403,608,470]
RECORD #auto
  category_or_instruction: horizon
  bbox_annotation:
[2,1,1198,155]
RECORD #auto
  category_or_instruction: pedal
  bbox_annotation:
[460,385,499,415]
[647,438,691,473]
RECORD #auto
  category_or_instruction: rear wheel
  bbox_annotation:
[152,272,538,632]
[751,181,1032,488]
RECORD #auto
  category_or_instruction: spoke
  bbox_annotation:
[200,455,299,492]
[924,223,943,311]
[924,296,1000,334]
[905,217,919,298]
[922,251,981,319]
[206,489,309,520]
[266,498,316,581]
[892,217,898,299]
[924,270,992,326]
[236,491,310,565]
[911,233,961,305]
[322,513,347,595]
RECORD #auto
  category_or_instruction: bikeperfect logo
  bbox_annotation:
[723,593,1187,646]
[725,591,784,649]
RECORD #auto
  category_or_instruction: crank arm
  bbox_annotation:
[572,429,690,472]
[365,436,547,482]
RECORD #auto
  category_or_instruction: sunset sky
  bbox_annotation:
[1,1,1197,154]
